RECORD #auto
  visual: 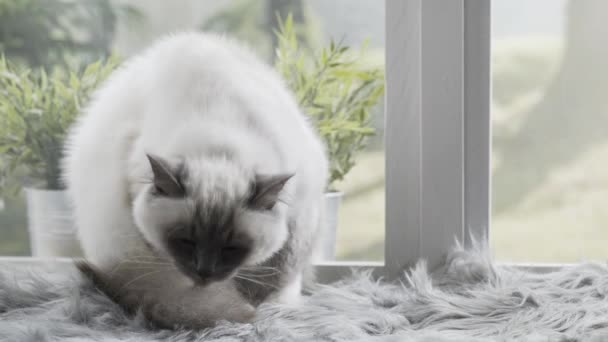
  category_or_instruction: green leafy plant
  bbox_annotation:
[0,55,119,193]
[275,15,385,190]
[0,14,382,195]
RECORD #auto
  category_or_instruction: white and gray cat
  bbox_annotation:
[62,32,328,329]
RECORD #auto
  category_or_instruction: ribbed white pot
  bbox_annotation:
[317,191,343,261]
[25,188,82,257]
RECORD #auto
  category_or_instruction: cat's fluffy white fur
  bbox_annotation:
[63,32,328,325]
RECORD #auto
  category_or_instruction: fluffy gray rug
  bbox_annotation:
[2,244,608,342]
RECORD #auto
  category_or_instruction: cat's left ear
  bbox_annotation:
[146,153,185,197]
[250,173,294,210]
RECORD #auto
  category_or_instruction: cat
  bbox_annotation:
[62,32,328,329]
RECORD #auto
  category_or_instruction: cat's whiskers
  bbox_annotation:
[239,269,280,277]
[233,274,279,289]
[241,265,280,271]
[108,257,173,278]
[240,266,282,275]
[132,176,153,184]
[118,269,169,292]
[238,272,279,278]
[125,260,173,266]
[127,257,167,261]
[126,253,168,260]
[110,266,170,274]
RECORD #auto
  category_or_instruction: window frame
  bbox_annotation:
[3,0,497,282]
[315,0,491,283]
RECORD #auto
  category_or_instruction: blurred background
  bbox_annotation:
[491,0,608,262]
[0,0,386,259]
[1,0,607,264]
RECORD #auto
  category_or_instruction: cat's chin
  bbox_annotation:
[184,270,239,287]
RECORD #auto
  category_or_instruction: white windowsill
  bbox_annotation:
[0,257,569,276]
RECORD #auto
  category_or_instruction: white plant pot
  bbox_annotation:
[318,191,343,261]
[25,188,82,257]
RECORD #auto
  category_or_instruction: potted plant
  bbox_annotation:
[275,16,385,260]
[0,56,118,257]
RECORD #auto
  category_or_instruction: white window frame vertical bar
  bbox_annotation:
[463,0,491,248]
[417,0,466,271]
[386,0,466,276]
[384,0,491,278]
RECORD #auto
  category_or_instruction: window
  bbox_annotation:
[13,0,574,281]
[319,0,491,282]
[0,1,387,265]
[491,0,608,263]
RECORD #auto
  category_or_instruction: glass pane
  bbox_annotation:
[491,0,608,262]
[0,0,385,261]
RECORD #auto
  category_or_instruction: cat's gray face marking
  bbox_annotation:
[144,154,292,284]
[164,203,252,284]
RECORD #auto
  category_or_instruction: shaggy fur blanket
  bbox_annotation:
[2,245,608,341]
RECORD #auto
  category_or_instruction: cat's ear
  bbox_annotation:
[146,153,185,197]
[250,173,294,210]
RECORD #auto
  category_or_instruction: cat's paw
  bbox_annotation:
[147,302,218,329]
[143,302,177,329]
[225,303,256,324]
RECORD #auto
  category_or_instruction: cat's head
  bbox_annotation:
[132,154,292,284]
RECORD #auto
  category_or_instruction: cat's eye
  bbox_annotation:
[222,245,245,259]
[222,246,241,253]
[261,203,275,211]
[178,238,195,246]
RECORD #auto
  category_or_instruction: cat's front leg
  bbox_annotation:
[80,262,255,329]
[143,279,256,329]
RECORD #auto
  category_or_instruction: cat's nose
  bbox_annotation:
[195,267,212,280]
[197,268,213,279]
[195,259,216,279]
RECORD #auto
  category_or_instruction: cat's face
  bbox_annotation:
[133,154,292,284]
